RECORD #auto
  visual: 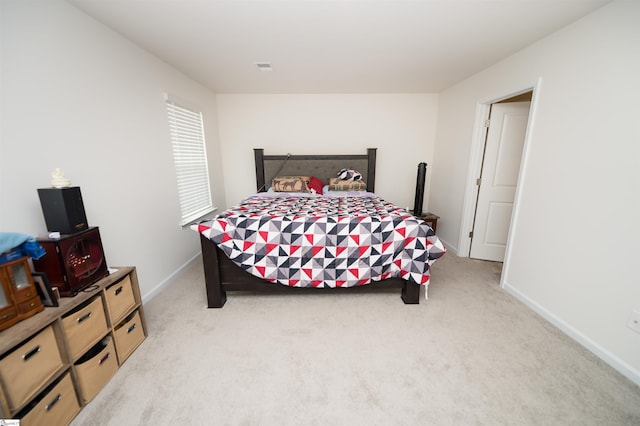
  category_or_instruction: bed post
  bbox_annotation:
[200,234,227,308]
[401,281,420,304]
[367,148,376,193]
[254,148,266,192]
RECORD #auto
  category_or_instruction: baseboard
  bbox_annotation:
[437,237,458,256]
[142,252,201,304]
[503,282,640,388]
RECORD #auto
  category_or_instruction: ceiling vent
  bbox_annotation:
[255,62,272,72]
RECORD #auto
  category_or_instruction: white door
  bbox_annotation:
[470,101,530,261]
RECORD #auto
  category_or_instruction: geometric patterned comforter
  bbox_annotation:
[193,193,446,289]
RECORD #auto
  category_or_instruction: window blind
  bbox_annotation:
[166,98,214,226]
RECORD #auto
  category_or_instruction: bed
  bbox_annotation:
[192,148,445,308]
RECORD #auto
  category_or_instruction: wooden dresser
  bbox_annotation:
[0,266,147,425]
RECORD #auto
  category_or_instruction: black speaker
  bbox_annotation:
[37,186,88,234]
[413,162,427,216]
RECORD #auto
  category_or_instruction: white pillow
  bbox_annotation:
[337,168,362,181]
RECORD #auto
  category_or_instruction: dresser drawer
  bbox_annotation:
[0,306,18,331]
[113,310,145,364]
[74,335,118,404]
[104,275,136,324]
[62,296,108,360]
[17,295,44,314]
[20,372,80,426]
[13,285,39,303]
[0,325,63,410]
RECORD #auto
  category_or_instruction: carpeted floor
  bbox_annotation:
[71,254,640,425]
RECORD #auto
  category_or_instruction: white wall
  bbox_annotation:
[430,0,640,384]
[216,94,439,209]
[0,0,225,298]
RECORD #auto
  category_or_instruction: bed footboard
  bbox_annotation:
[199,233,421,307]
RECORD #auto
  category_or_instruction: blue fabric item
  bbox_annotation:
[0,233,32,253]
[0,232,46,260]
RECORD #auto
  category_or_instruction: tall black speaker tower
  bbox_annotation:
[38,186,88,234]
[413,162,427,216]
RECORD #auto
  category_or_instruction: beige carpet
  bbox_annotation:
[71,254,640,425]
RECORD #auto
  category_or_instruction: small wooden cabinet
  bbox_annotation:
[0,266,146,424]
[0,257,44,331]
[418,212,439,233]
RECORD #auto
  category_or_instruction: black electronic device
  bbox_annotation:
[413,162,427,216]
[37,186,88,234]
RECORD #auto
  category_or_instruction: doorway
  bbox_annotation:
[458,88,535,263]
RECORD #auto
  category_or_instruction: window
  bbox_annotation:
[165,96,215,226]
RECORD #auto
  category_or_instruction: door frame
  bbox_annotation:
[457,79,542,285]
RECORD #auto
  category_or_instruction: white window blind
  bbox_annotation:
[166,98,214,226]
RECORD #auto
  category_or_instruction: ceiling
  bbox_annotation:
[67,0,611,94]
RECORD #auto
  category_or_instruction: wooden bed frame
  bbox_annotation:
[198,148,421,308]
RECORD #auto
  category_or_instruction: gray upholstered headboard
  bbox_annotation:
[254,148,377,193]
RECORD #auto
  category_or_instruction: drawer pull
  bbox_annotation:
[114,286,123,296]
[45,393,61,412]
[99,352,111,365]
[22,345,41,361]
[127,323,137,334]
[77,311,92,323]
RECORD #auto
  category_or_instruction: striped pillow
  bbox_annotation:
[328,177,367,191]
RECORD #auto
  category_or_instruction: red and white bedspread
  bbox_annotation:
[193,193,446,288]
